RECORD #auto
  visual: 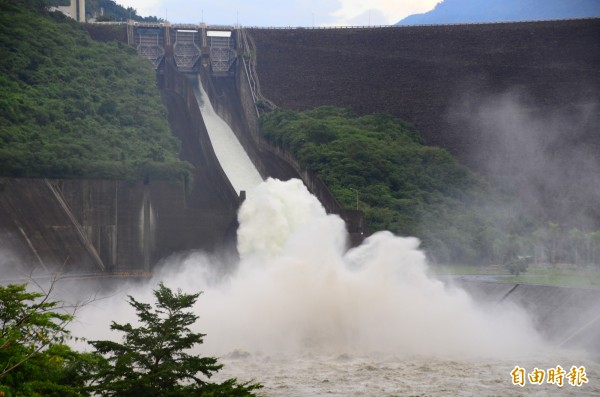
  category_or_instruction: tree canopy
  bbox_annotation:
[0,1,190,183]
[0,282,261,396]
[88,283,261,397]
[0,283,97,397]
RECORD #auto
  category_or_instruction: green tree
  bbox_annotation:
[88,283,261,397]
[568,228,586,265]
[505,256,531,276]
[0,283,96,396]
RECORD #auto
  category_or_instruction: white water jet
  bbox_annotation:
[154,178,542,359]
[194,77,263,194]
[70,178,543,358]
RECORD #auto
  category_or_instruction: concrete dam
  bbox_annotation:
[1,19,599,359]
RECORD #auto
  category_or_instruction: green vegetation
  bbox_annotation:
[0,1,190,183]
[429,263,600,287]
[504,256,530,276]
[261,107,508,263]
[89,283,261,397]
[505,266,600,287]
[260,107,600,268]
[0,283,97,396]
[0,282,262,396]
[86,0,163,22]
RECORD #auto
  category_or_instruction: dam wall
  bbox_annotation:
[158,45,240,210]
[247,19,599,158]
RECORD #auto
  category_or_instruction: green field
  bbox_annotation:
[428,263,600,288]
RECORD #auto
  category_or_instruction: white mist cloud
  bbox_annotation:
[70,178,543,359]
[450,90,600,226]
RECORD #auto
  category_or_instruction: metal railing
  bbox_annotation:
[239,28,277,114]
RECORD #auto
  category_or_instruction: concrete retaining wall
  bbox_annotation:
[0,177,237,275]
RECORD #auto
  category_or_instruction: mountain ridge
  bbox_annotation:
[397,0,600,25]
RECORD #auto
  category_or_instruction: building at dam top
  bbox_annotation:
[128,22,240,75]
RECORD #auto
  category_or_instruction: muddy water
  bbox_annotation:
[216,352,599,396]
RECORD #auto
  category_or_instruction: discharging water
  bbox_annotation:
[193,76,263,194]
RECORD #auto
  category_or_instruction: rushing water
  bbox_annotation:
[193,76,263,194]
[214,352,599,396]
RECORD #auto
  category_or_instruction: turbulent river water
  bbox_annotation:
[215,352,599,396]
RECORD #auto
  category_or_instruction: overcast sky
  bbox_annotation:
[115,0,440,26]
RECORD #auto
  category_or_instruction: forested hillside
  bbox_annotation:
[261,107,600,266]
[0,0,189,182]
[86,0,162,22]
[261,107,506,263]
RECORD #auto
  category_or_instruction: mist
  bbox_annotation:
[449,89,600,229]
[68,178,543,360]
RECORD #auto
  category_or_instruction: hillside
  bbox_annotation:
[0,0,189,182]
[86,0,162,22]
[398,0,600,25]
[260,107,513,263]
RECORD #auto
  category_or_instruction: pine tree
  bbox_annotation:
[88,283,261,397]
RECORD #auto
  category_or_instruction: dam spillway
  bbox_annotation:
[193,76,263,194]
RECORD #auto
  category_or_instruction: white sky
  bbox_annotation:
[115,0,440,26]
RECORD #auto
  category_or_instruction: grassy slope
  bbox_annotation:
[0,1,189,181]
